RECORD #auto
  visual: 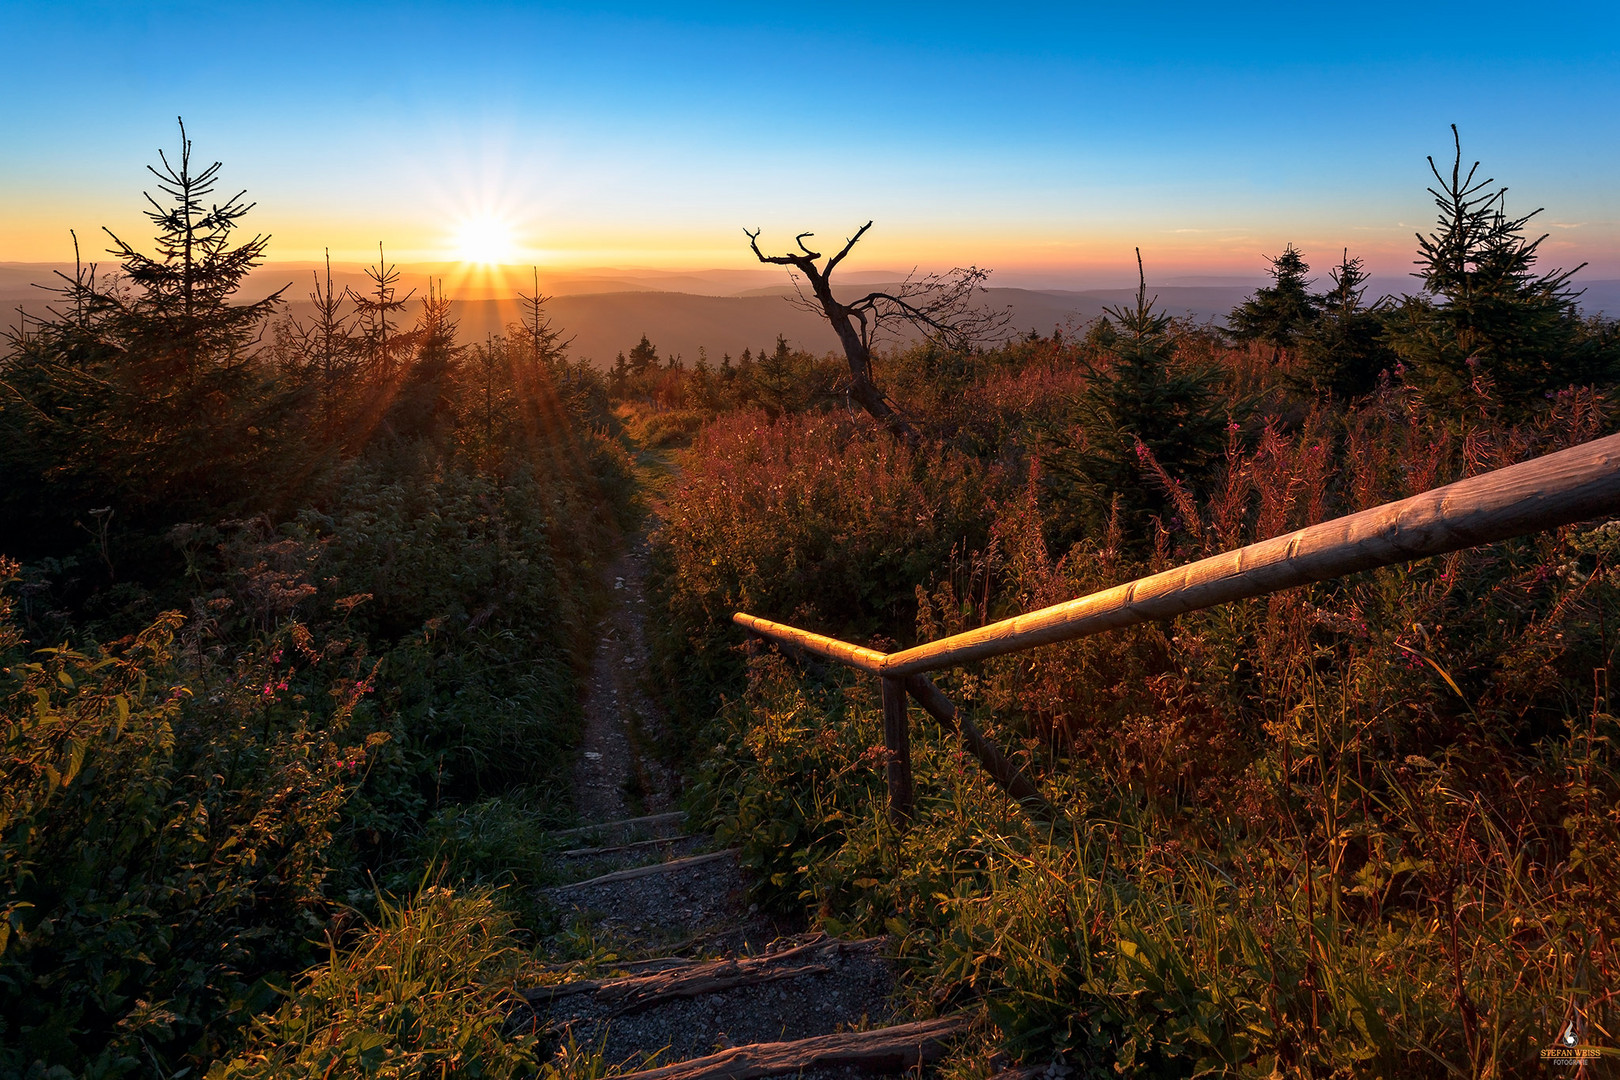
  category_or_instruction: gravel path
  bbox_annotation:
[541,457,934,1077]
[573,536,674,821]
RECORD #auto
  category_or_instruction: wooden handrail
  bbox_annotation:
[737,431,1620,676]
[733,430,1620,822]
[732,613,887,674]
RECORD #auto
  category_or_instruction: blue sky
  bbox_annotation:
[2,1,1616,283]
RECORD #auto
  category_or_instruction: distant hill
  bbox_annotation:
[387,285,1260,368]
[6,263,1618,370]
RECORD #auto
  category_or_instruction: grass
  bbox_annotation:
[207,885,543,1080]
[695,653,1620,1076]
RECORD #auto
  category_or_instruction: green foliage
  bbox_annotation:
[1041,277,1229,546]
[0,561,377,1076]
[1,126,638,1076]
[1227,243,1320,362]
[208,887,541,1080]
[1293,251,1398,400]
[1388,127,1617,412]
[637,408,710,449]
[389,286,464,442]
[0,125,300,553]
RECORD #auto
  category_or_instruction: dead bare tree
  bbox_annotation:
[744,221,1009,434]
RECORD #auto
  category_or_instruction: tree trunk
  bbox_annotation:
[802,267,907,435]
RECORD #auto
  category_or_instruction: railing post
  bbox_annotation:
[902,675,1058,822]
[879,676,914,827]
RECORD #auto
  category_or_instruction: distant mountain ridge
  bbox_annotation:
[5,263,1618,371]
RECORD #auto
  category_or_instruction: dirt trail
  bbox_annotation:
[535,447,964,1076]
[573,535,674,822]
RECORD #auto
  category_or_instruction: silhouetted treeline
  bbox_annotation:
[0,124,633,1078]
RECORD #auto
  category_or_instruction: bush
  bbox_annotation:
[650,410,1003,728]
[686,383,1620,1075]
[208,887,540,1080]
[638,409,710,449]
[0,560,380,1076]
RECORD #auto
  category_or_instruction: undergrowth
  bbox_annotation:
[674,377,1620,1075]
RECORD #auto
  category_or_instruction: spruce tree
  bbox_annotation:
[1387,126,1613,411]
[627,334,659,378]
[514,267,571,376]
[392,280,462,440]
[1293,251,1397,400]
[3,121,292,540]
[1227,244,1319,363]
[285,249,359,430]
[100,118,286,385]
[347,243,413,378]
[1044,252,1227,546]
[609,352,630,396]
[754,334,798,417]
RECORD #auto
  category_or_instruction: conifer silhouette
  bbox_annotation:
[1227,243,1319,364]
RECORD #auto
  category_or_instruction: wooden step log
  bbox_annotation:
[603,1013,972,1080]
[545,848,738,892]
[561,834,696,858]
[523,935,878,1015]
[544,811,686,841]
[532,953,699,977]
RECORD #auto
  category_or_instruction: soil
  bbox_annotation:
[573,536,676,821]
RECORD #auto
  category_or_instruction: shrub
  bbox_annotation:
[638,408,710,449]
[650,410,1003,728]
[0,560,380,1076]
[208,887,539,1080]
[688,383,1620,1075]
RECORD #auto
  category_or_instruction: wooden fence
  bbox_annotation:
[734,431,1620,825]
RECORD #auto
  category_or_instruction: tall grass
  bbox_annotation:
[649,408,1003,733]
[672,352,1620,1075]
[208,886,541,1079]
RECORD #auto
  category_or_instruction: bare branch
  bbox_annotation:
[824,221,872,275]
[742,220,1006,436]
[745,227,819,270]
[843,266,1011,351]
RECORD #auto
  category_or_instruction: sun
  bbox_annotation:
[451,215,518,265]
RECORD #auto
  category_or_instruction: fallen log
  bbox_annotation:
[606,1013,972,1080]
[545,849,738,892]
[522,936,878,1012]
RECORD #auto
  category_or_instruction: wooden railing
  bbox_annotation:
[735,431,1620,825]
